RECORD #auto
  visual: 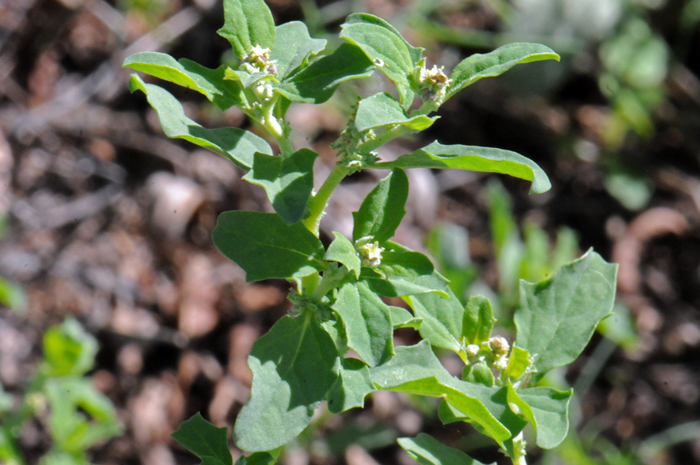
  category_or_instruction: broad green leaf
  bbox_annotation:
[212,211,325,282]
[370,141,551,194]
[243,149,318,224]
[325,232,361,278]
[503,346,531,382]
[506,383,573,449]
[398,433,492,465]
[44,377,122,452]
[353,169,409,243]
[326,358,375,414]
[370,341,525,446]
[390,306,422,329]
[129,76,272,169]
[234,311,339,451]
[42,319,97,377]
[462,295,495,345]
[272,22,326,79]
[123,52,244,109]
[340,13,423,108]
[276,43,375,104]
[172,412,232,465]
[355,93,437,132]
[332,282,393,367]
[447,43,560,99]
[367,251,448,298]
[235,451,278,465]
[217,0,275,60]
[407,286,464,353]
[514,250,618,379]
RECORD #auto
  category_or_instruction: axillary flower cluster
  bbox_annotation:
[413,61,452,103]
[355,236,384,268]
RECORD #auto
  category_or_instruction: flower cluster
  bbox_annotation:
[355,236,384,268]
[241,44,278,75]
[413,63,452,103]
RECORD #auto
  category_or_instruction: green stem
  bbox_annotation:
[310,265,348,301]
[302,163,350,237]
[276,134,295,159]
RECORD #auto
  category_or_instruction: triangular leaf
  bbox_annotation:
[370,141,551,194]
[326,358,376,414]
[398,433,492,465]
[212,211,326,282]
[332,282,394,367]
[172,413,232,465]
[243,149,318,224]
[447,43,560,100]
[325,232,361,278]
[353,169,409,243]
[234,312,339,452]
[271,22,326,80]
[129,75,271,169]
[355,93,437,132]
[514,250,618,380]
[506,383,572,449]
[217,0,275,60]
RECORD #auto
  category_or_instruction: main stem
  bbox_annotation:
[302,163,350,237]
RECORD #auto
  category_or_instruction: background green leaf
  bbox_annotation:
[217,0,276,60]
[271,22,326,80]
[212,211,325,282]
[398,433,492,465]
[243,149,318,224]
[325,233,361,278]
[171,412,232,465]
[355,92,437,132]
[326,358,375,414]
[371,141,551,194]
[353,169,408,243]
[234,312,339,452]
[42,319,97,377]
[514,250,618,379]
[129,75,272,169]
[447,43,560,99]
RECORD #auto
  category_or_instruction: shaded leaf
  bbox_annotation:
[212,211,325,282]
[353,169,409,243]
[506,383,573,449]
[326,358,376,414]
[355,93,437,132]
[325,232,361,278]
[371,141,551,194]
[277,43,375,104]
[514,250,617,379]
[235,451,277,465]
[272,22,326,79]
[243,149,318,224]
[123,52,244,109]
[390,306,422,329]
[129,75,272,169]
[447,43,560,99]
[234,312,339,452]
[398,433,492,465]
[217,0,275,60]
[172,413,232,465]
[332,282,393,367]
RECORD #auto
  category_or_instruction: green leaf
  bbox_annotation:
[406,286,464,353]
[514,250,618,380]
[355,93,437,132]
[217,0,275,60]
[234,311,339,451]
[462,295,496,345]
[367,250,448,298]
[340,13,423,108]
[172,412,233,465]
[462,362,495,387]
[447,43,560,100]
[332,282,393,367]
[325,233,362,278]
[390,306,422,329]
[276,43,375,104]
[398,433,492,465]
[42,319,97,377]
[212,211,326,282]
[271,21,327,80]
[503,346,531,382]
[235,451,278,465]
[326,358,376,414]
[224,68,270,90]
[122,52,244,110]
[370,342,525,446]
[129,75,272,169]
[353,169,409,243]
[370,141,551,195]
[506,383,573,449]
[243,149,318,224]
[0,277,25,314]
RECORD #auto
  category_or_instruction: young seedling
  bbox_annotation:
[124,1,618,464]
